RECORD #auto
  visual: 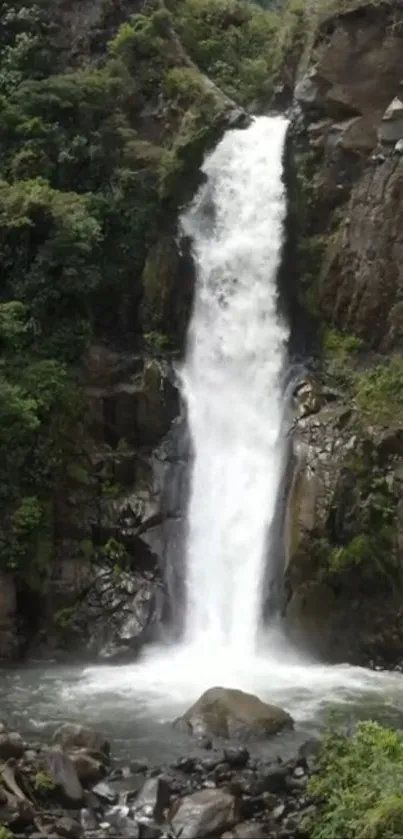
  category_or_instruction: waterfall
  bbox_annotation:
[180,115,289,656]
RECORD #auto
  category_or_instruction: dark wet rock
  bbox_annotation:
[260,765,288,794]
[137,821,163,838]
[92,780,119,805]
[47,747,84,805]
[0,732,24,759]
[224,746,249,767]
[170,788,237,838]
[298,738,321,768]
[54,815,84,839]
[174,687,293,740]
[134,776,171,822]
[174,756,196,773]
[52,723,110,758]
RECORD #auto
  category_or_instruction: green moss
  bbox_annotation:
[307,721,403,839]
[355,357,403,424]
[34,771,55,791]
[53,606,74,628]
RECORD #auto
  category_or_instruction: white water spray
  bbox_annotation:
[180,115,288,653]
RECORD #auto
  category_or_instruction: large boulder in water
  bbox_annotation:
[173,686,293,740]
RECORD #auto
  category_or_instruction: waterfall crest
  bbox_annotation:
[180,116,289,655]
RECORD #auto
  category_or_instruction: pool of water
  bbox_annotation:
[1,631,403,766]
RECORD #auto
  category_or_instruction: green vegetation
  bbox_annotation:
[0,0,307,583]
[34,770,55,792]
[308,721,403,839]
[0,827,13,839]
[355,356,403,424]
[175,0,305,106]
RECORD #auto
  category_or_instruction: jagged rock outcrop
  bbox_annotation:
[284,378,403,665]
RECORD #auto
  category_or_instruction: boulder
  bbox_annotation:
[133,776,171,822]
[70,751,104,784]
[170,788,237,838]
[0,732,24,759]
[54,815,83,839]
[52,723,110,758]
[173,687,293,740]
[47,747,84,805]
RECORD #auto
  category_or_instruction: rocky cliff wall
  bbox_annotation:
[285,0,403,666]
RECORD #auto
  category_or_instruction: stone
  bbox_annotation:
[261,765,288,793]
[52,724,110,758]
[395,138,403,153]
[174,687,293,740]
[47,748,84,805]
[0,732,24,759]
[222,824,267,838]
[133,776,171,822]
[70,751,104,784]
[170,788,237,839]
[92,780,118,805]
[223,746,249,767]
[378,97,403,143]
[294,71,322,110]
[54,816,83,839]
[104,805,140,836]
[80,808,98,831]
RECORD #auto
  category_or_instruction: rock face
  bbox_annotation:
[288,0,403,667]
[295,0,403,351]
[174,687,293,740]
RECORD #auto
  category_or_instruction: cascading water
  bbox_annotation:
[180,115,288,654]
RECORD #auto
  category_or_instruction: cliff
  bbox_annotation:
[284,0,403,666]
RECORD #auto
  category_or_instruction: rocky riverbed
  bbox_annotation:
[0,688,319,839]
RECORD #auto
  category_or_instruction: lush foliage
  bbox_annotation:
[308,721,403,839]
[175,0,304,105]
[355,356,403,424]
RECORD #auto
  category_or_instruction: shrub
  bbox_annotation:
[308,721,403,839]
[355,356,403,424]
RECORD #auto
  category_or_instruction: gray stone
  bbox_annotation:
[52,723,110,757]
[134,776,171,822]
[92,780,118,805]
[54,816,83,839]
[80,808,98,831]
[170,788,237,839]
[295,71,321,109]
[47,748,84,804]
[174,686,293,740]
